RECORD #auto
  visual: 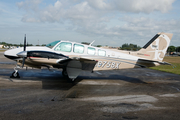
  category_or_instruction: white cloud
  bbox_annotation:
[17,0,42,12]
[87,0,175,13]
[87,0,110,10]
[112,0,175,13]
[54,1,62,8]
[17,0,175,23]
[21,16,40,22]
[14,0,179,46]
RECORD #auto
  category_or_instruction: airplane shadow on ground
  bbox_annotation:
[0,69,147,90]
[41,74,147,91]
[77,74,147,84]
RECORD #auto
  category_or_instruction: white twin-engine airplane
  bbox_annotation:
[4,32,173,81]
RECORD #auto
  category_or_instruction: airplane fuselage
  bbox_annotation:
[4,40,149,71]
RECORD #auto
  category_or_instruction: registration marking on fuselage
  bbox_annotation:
[95,61,121,69]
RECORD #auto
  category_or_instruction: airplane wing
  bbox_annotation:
[56,56,98,80]
[57,56,97,71]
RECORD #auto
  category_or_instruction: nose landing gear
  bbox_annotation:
[10,66,20,78]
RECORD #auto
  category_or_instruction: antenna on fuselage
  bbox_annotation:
[89,40,95,46]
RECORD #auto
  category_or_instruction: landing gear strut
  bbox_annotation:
[10,66,20,78]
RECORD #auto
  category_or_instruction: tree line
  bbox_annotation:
[119,43,141,51]
[0,42,46,47]
[167,46,180,52]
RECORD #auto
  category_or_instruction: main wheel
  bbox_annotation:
[62,69,75,83]
[62,69,68,78]
[10,71,20,78]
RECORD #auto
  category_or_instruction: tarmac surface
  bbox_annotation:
[0,52,180,120]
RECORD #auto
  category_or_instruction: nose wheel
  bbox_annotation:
[10,71,20,78]
[10,66,20,78]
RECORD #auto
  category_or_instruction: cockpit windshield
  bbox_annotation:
[46,40,60,48]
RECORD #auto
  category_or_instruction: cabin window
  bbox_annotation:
[54,42,72,52]
[98,49,106,56]
[87,47,96,55]
[73,44,84,54]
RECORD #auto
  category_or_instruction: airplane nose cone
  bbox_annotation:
[17,51,27,58]
[4,49,19,60]
[4,48,23,60]
[4,50,9,56]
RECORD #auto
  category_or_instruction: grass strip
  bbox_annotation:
[150,56,180,75]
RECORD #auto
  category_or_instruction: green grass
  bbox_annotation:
[150,56,180,75]
[0,49,7,52]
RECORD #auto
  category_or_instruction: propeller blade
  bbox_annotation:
[22,57,25,68]
[24,34,26,51]
[22,34,26,68]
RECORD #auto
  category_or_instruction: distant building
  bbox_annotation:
[0,45,4,48]
[3,46,9,49]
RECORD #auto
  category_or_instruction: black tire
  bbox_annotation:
[10,71,20,78]
[62,69,68,78]
[62,69,75,83]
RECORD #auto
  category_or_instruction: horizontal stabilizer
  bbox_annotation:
[137,58,172,67]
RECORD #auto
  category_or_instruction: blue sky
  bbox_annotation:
[0,0,179,47]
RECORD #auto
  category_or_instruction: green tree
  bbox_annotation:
[167,46,176,52]
[81,42,90,45]
[96,45,102,47]
[41,44,46,46]
[176,46,180,52]
[121,43,141,51]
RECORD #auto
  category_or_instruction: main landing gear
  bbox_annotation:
[10,66,20,78]
[62,69,68,78]
[62,68,75,82]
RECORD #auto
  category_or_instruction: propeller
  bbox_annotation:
[24,34,26,51]
[16,34,27,68]
[22,34,26,67]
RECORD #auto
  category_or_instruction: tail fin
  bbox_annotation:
[137,32,173,62]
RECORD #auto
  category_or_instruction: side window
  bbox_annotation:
[54,42,72,52]
[98,49,106,56]
[74,44,84,54]
[87,47,95,55]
